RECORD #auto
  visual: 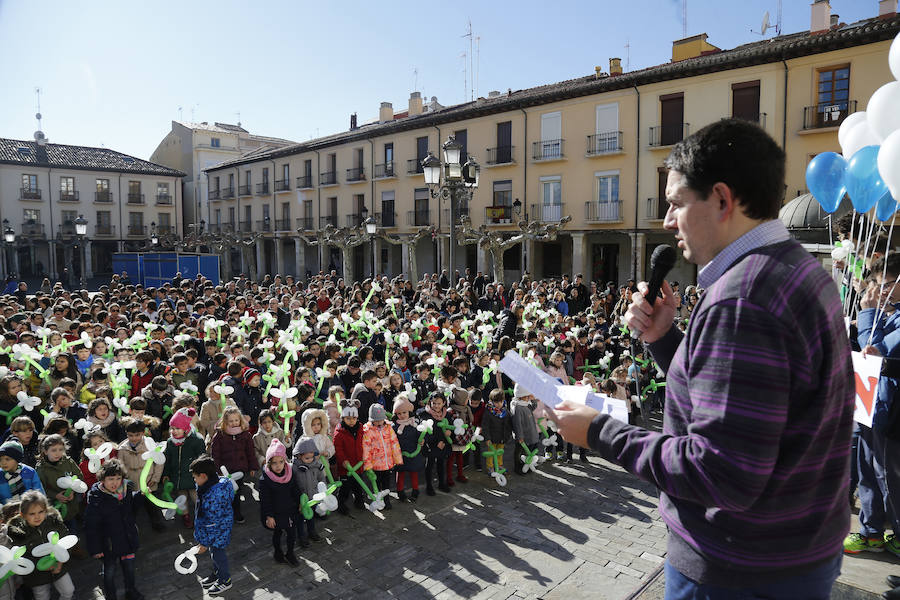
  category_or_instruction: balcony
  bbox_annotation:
[586,131,624,156]
[127,193,145,204]
[22,223,44,238]
[296,217,314,231]
[530,203,565,222]
[375,211,396,227]
[734,112,768,128]
[127,225,147,237]
[95,224,115,236]
[407,159,424,175]
[157,225,174,235]
[585,200,623,222]
[486,146,515,166]
[374,162,395,178]
[646,197,669,220]
[296,175,313,189]
[485,206,514,224]
[803,100,856,130]
[256,220,272,232]
[319,215,337,228]
[274,179,290,192]
[238,221,251,233]
[407,210,431,227]
[256,182,270,195]
[221,187,234,199]
[58,223,77,237]
[238,184,252,196]
[649,123,689,147]
[320,172,337,186]
[209,189,220,201]
[532,139,564,161]
[20,188,41,201]
[94,191,113,203]
[346,167,366,182]
[156,193,173,205]
[274,219,291,231]
[58,190,79,202]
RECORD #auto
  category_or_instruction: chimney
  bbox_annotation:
[880,0,898,17]
[811,0,831,33]
[350,113,357,130]
[408,92,423,116]
[379,102,393,123]
[488,91,500,98]
[610,57,623,76]
[594,66,603,79]
[830,13,839,27]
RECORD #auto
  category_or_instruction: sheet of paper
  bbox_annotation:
[852,350,881,428]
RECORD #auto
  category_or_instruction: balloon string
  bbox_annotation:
[867,212,898,348]
[840,211,858,316]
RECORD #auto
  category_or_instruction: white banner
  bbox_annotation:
[851,351,880,428]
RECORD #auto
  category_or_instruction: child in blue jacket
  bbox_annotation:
[190,455,235,595]
[0,439,43,505]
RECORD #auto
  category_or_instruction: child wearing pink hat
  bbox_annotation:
[258,439,300,566]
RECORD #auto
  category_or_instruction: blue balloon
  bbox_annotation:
[875,189,899,222]
[846,145,889,214]
[805,152,847,213]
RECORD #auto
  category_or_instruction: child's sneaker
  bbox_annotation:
[843,532,885,554]
[207,579,232,595]
[410,489,419,503]
[199,574,217,589]
[885,533,900,557]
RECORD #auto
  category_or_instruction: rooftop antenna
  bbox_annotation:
[460,51,467,103]
[682,0,687,38]
[178,106,183,121]
[413,67,419,93]
[235,111,241,127]
[775,0,782,35]
[475,35,480,99]
[191,104,198,122]
[625,39,631,71]
[462,19,474,101]
[34,87,42,130]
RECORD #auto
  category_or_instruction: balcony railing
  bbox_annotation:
[296,217,314,231]
[58,223,77,237]
[374,162,395,178]
[95,224,115,236]
[407,159,424,175]
[20,188,41,201]
[407,210,431,226]
[485,206,514,224]
[530,203,565,222]
[274,179,290,192]
[238,184,252,196]
[296,175,313,189]
[346,214,364,228]
[156,193,173,205]
[94,191,113,203]
[375,211,396,227]
[127,193,145,204]
[586,131,624,155]
[646,197,669,220]
[272,219,289,231]
[22,223,44,237]
[585,200,623,222]
[256,182,270,195]
[320,172,337,186]
[320,215,337,228]
[254,220,270,232]
[209,189,220,200]
[649,123,689,147]
[803,100,856,130]
[346,167,366,182]
[486,146,515,165]
[157,225,174,235]
[734,112,768,128]
[127,225,147,236]
[238,221,251,233]
[532,139,564,161]
[58,190,79,202]
[221,187,234,199]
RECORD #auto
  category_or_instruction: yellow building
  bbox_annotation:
[204,1,899,286]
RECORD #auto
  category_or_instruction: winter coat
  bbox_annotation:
[130,370,154,398]
[510,398,540,446]
[493,308,518,344]
[0,464,44,504]
[117,437,163,492]
[301,409,335,459]
[83,480,140,558]
[7,510,69,587]
[0,431,39,468]
[481,405,514,444]
[477,294,503,315]
[417,407,452,459]
[36,456,83,520]
[321,399,340,436]
[292,458,326,499]
[332,422,364,478]
[194,476,234,548]
[252,424,287,468]
[210,429,257,473]
[316,376,340,402]
[362,422,402,471]
[448,397,475,452]
[350,383,377,420]
[171,369,200,394]
[140,385,175,420]
[470,403,485,428]
[393,419,425,472]
[162,432,206,491]
[233,384,265,427]
[411,378,436,409]
[198,397,239,442]
[258,469,300,530]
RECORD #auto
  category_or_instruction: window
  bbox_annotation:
[303,160,312,178]
[60,176,75,194]
[814,65,851,127]
[328,154,336,173]
[228,207,235,224]
[262,204,270,222]
[215,209,221,225]
[384,143,393,165]
[282,164,290,182]
[381,191,395,227]
[493,180,512,206]
[128,181,142,203]
[540,176,562,222]
[210,137,220,148]
[158,213,171,229]
[540,112,562,158]
[96,179,109,192]
[244,206,251,224]
[659,93,685,145]
[596,172,619,203]
[354,148,364,169]
[495,121,512,163]
[414,188,429,225]
[21,174,37,190]
[245,170,251,185]
[96,211,111,233]
[227,174,233,189]
[732,81,761,122]
[281,202,290,221]
[592,104,620,153]
[157,182,169,195]
[328,197,337,219]
[262,168,269,183]
[303,200,313,218]
[214,177,220,191]
[129,212,143,227]
[454,129,468,164]
[23,209,40,223]
[61,210,77,224]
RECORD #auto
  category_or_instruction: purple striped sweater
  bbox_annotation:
[587,238,854,586]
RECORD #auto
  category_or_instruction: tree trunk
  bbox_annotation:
[407,241,418,282]
[242,245,258,281]
[341,245,354,284]
[491,245,504,286]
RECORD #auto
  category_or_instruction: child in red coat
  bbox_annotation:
[332,399,365,514]
[210,406,257,523]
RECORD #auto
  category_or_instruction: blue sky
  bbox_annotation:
[0,0,878,160]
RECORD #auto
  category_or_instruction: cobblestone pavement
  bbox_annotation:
[70,449,667,600]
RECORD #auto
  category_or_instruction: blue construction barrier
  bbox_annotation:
[112,252,219,287]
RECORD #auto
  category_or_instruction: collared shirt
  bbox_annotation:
[697,219,791,289]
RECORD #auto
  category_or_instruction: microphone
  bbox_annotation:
[631,244,677,339]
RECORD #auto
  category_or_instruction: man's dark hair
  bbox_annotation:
[664,118,785,220]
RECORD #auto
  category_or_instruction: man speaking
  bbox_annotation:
[552,119,854,599]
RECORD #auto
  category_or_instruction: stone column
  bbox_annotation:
[84,240,93,279]
[629,232,646,281]
[476,244,487,275]
[401,240,410,279]
[14,247,21,279]
[524,239,536,279]
[49,241,57,281]
[275,239,285,277]
[294,239,304,279]
[371,238,380,278]
[255,241,264,278]
[571,232,585,278]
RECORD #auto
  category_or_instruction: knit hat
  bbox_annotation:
[368,403,386,422]
[293,436,318,457]
[449,385,468,407]
[0,440,24,463]
[242,368,261,385]
[169,407,195,432]
[265,438,287,464]
[392,395,414,415]
[341,399,359,418]
[513,382,532,399]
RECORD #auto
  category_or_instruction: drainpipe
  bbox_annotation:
[271,159,278,275]
[782,58,789,151]
[313,149,322,271]
[368,138,376,278]
[118,174,123,254]
[633,85,641,283]
[519,108,528,277]
[433,125,441,276]
[47,167,55,280]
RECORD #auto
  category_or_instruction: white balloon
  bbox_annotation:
[843,118,882,160]
[839,111,867,151]
[878,129,900,202]
[866,81,900,142]
[891,31,900,81]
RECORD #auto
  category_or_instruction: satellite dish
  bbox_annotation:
[752,11,771,36]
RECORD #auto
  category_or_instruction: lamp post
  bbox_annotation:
[1,219,13,280]
[364,215,376,277]
[423,136,479,287]
[74,214,88,290]
[150,222,159,246]
[512,199,525,274]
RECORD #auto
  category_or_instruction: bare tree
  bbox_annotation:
[378,226,439,280]
[300,223,372,283]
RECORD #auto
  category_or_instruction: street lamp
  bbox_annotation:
[150,222,159,246]
[1,219,12,279]
[423,137,479,287]
[364,216,377,277]
[74,215,88,290]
